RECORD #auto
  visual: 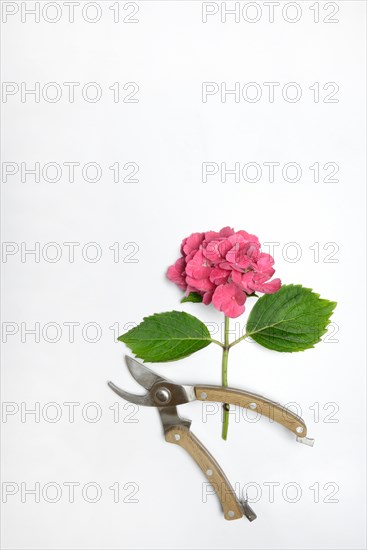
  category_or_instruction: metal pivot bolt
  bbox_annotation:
[154,387,171,404]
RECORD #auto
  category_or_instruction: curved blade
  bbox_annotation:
[107,381,154,406]
[125,356,167,390]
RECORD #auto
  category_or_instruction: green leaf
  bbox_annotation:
[246,284,337,352]
[118,311,212,362]
[181,292,203,304]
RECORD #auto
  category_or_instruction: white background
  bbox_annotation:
[1,1,366,549]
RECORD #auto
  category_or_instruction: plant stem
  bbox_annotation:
[228,333,249,349]
[221,315,230,440]
[227,294,258,349]
[211,338,225,349]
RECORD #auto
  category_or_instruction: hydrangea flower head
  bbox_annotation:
[167,227,281,318]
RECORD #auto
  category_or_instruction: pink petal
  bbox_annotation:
[204,226,234,243]
[166,257,187,290]
[256,252,275,272]
[203,290,214,304]
[209,267,231,285]
[236,230,260,246]
[231,271,255,294]
[255,278,281,294]
[212,283,246,318]
[186,276,215,292]
[185,250,211,280]
[182,232,205,256]
[219,226,235,238]
[202,240,223,263]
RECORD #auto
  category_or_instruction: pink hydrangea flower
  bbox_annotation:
[167,227,281,318]
[212,282,247,318]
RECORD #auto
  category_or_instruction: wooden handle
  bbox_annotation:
[165,425,244,520]
[195,385,308,437]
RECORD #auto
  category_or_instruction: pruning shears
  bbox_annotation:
[108,356,314,521]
